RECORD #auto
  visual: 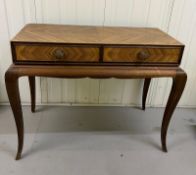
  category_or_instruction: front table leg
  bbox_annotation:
[161,71,187,152]
[5,71,24,160]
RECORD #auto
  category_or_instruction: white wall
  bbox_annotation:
[0,0,196,107]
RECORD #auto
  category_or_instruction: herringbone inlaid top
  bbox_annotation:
[12,24,182,46]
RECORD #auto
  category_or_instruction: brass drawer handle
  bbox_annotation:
[137,50,150,61]
[53,49,66,60]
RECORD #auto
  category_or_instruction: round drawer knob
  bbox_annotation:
[53,49,65,60]
[137,50,150,61]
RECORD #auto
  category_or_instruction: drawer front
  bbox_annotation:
[15,45,100,62]
[103,47,182,64]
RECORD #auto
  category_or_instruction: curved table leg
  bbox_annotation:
[4,65,187,159]
[28,76,36,113]
[161,71,187,152]
[5,71,24,160]
[142,78,151,110]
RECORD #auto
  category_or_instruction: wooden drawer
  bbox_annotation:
[103,47,182,64]
[14,44,100,62]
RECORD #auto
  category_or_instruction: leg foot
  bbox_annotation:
[5,70,24,160]
[161,71,187,152]
[16,153,22,160]
[142,78,151,110]
[28,76,36,113]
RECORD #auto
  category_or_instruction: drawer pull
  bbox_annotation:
[53,49,66,60]
[137,50,150,61]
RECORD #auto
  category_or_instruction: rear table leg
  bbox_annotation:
[142,78,151,110]
[28,76,36,113]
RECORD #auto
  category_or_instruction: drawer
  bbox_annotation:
[103,47,182,64]
[14,45,100,62]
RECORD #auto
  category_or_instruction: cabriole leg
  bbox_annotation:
[5,70,24,160]
[161,71,187,152]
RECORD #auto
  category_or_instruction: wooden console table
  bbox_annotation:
[5,24,187,160]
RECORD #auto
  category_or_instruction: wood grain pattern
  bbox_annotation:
[12,24,184,65]
[12,24,183,46]
[7,64,182,78]
[15,45,99,62]
[104,47,181,63]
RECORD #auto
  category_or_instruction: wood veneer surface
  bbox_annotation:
[15,45,99,62]
[12,24,183,46]
[104,47,181,63]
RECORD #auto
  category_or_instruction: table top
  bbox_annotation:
[12,24,183,46]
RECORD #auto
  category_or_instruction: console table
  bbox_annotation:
[5,24,187,160]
